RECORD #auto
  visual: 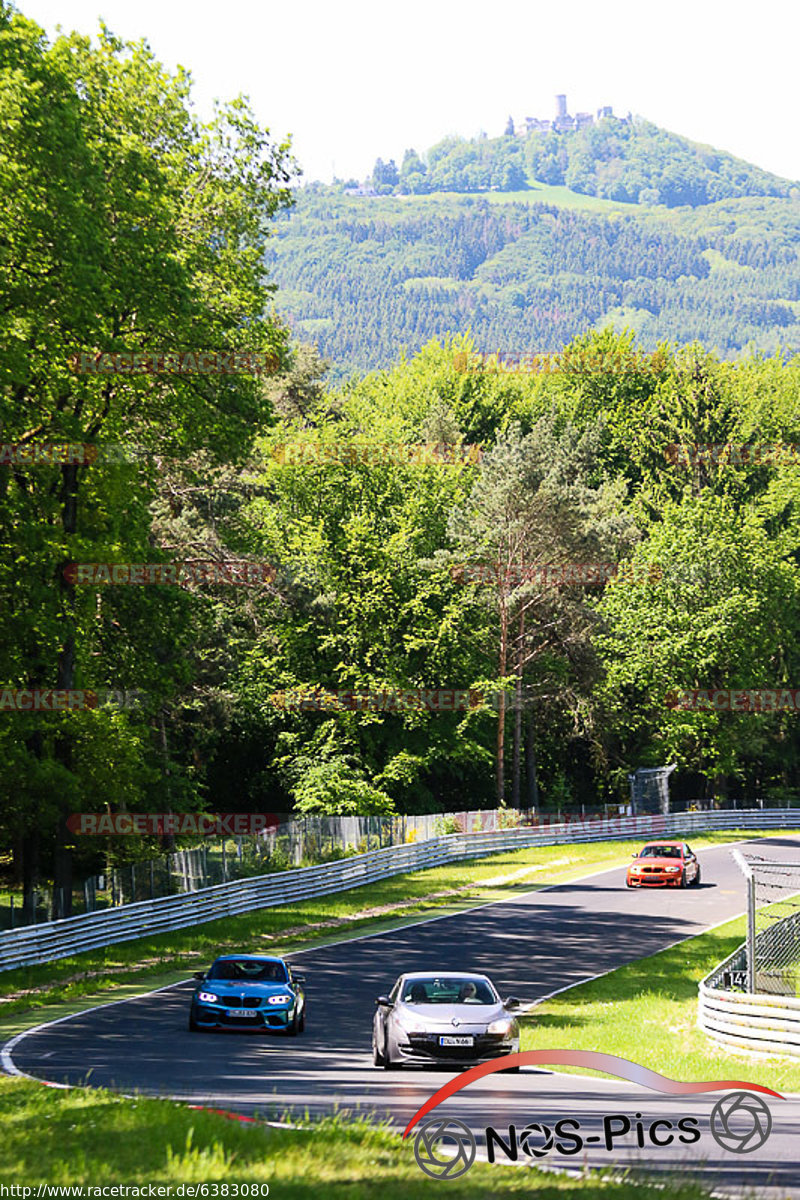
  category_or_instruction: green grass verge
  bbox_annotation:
[519,913,800,1093]
[0,1073,712,1196]
[2,829,796,1027]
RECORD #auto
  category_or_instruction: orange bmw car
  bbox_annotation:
[626,840,701,888]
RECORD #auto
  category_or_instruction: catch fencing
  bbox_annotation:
[747,856,800,995]
[2,808,798,973]
[698,848,800,1057]
[23,808,540,922]
[8,804,646,925]
[18,800,777,924]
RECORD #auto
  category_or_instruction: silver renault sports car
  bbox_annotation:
[373,971,521,1069]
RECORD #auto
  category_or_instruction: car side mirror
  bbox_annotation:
[375,995,392,1007]
[292,972,306,983]
[193,971,205,980]
[504,996,520,1010]
[631,852,638,858]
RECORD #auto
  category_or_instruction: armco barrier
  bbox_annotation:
[699,934,800,1059]
[699,852,800,1058]
[698,981,800,1058]
[2,808,798,972]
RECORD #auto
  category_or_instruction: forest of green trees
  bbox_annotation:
[4,6,800,912]
[267,189,800,376]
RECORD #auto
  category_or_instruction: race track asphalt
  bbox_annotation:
[6,835,800,1196]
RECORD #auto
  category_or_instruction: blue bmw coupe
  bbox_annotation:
[189,954,306,1034]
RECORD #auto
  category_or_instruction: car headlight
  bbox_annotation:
[487,1017,514,1036]
[665,866,681,873]
[267,994,293,1005]
[197,991,218,1003]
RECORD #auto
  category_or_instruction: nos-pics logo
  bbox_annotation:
[414,1118,476,1180]
[405,1050,781,1180]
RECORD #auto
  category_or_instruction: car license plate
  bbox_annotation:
[228,1008,257,1018]
[439,1036,473,1046]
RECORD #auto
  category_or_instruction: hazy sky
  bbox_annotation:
[19,0,800,186]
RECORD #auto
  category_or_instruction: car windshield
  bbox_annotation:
[639,845,682,859]
[207,959,288,982]
[401,977,497,1005]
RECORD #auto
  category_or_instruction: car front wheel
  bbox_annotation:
[693,866,701,886]
[383,1032,397,1069]
[188,1007,200,1032]
[679,869,688,888]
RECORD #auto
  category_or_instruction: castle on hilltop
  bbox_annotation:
[514,94,630,137]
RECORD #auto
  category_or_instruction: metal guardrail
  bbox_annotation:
[699,846,800,1058]
[698,972,800,1059]
[2,808,798,973]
